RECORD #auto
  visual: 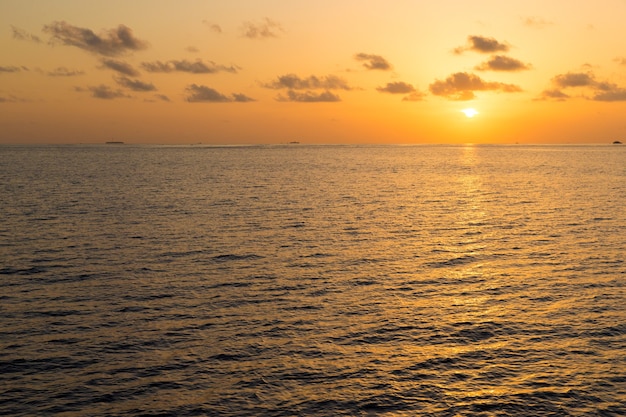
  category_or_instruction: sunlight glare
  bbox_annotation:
[461,108,479,118]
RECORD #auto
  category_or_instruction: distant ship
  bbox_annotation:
[105,141,125,145]
[613,141,622,144]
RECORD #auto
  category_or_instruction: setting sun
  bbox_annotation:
[461,108,479,118]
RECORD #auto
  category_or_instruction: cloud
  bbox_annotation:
[553,72,596,88]
[99,58,140,76]
[522,17,553,29]
[141,59,238,74]
[540,71,626,101]
[538,89,570,101]
[42,21,148,56]
[276,90,341,102]
[155,94,171,102]
[376,81,425,101]
[454,35,509,54]
[474,55,531,71]
[11,25,42,43]
[0,65,28,73]
[114,76,156,91]
[186,46,199,53]
[376,81,416,94]
[402,91,426,101]
[263,74,353,90]
[429,72,522,100]
[354,53,392,71]
[47,67,84,76]
[593,88,626,101]
[76,85,131,99]
[615,57,626,66]
[202,20,222,34]
[185,84,255,102]
[241,18,284,39]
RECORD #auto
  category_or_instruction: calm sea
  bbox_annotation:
[1,144,625,416]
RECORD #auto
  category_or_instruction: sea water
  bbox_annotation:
[1,144,625,416]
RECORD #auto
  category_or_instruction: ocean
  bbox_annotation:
[1,144,625,416]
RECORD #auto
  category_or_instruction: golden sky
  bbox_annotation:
[1,0,625,144]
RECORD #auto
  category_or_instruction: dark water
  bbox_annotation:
[1,144,625,416]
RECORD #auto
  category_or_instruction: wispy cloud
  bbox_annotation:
[155,94,171,102]
[354,53,392,71]
[276,90,340,102]
[0,65,28,73]
[553,72,596,88]
[454,35,509,54]
[263,74,353,90]
[47,67,84,77]
[141,59,238,74]
[114,76,156,92]
[185,84,255,102]
[522,16,553,29]
[474,55,531,71]
[241,18,284,39]
[43,21,148,56]
[429,72,522,100]
[202,20,223,34]
[11,25,42,43]
[100,58,140,76]
[615,57,626,66]
[76,85,131,99]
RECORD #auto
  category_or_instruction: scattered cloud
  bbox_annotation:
[241,18,284,39]
[0,65,28,73]
[42,21,148,56]
[377,81,416,94]
[47,67,84,76]
[553,72,596,88]
[276,90,341,102]
[475,55,531,71]
[402,91,426,101]
[263,74,353,90]
[540,71,626,101]
[354,53,392,71]
[429,72,522,100]
[376,81,425,101]
[613,57,626,66]
[114,76,156,92]
[538,89,570,101]
[99,58,140,76]
[0,94,27,103]
[522,16,553,29]
[11,25,42,43]
[454,35,509,54]
[186,46,200,53]
[76,85,131,99]
[141,59,238,74]
[185,84,254,102]
[155,94,171,102]
[202,20,223,34]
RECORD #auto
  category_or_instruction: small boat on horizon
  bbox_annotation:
[105,141,125,145]
[613,141,622,144]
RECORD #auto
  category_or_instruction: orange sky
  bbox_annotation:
[1,0,625,144]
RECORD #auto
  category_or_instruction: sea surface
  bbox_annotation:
[1,144,625,416]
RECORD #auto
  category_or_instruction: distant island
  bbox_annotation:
[105,141,125,145]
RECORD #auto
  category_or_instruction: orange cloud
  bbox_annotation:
[43,21,148,56]
[429,72,522,100]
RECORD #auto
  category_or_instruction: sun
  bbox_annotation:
[461,108,479,118]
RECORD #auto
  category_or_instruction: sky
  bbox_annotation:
[1,0,626,144]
